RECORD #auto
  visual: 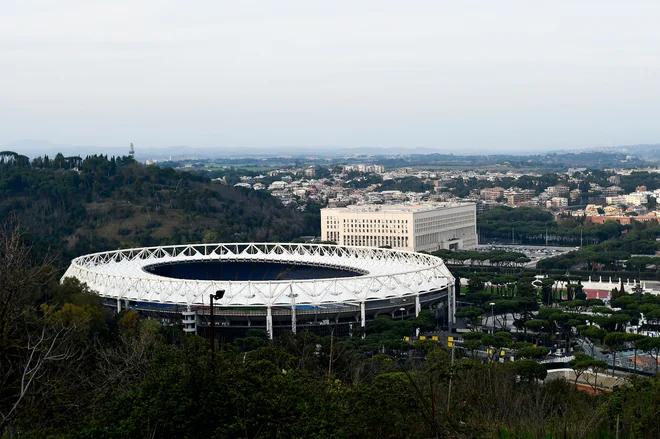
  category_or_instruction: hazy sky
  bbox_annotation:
[3,0,660,152]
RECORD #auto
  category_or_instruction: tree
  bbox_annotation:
[540,279,554,306]
[455,306,484,330]
[0,224,55,345]
[619,278,627,297]
[516,346,550,360]
[580,326,607,349]
[568,353,607,392]
[569,353,596,385]
[625,333,646,373]
[462,331,485,357]
[467,273,487,295]
[523,319,547,345]
[604,332,627,376]
[483,332,513,361]
[511,359,547,382]
[638,337,660,375]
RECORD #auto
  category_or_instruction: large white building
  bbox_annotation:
[321,203,477,252]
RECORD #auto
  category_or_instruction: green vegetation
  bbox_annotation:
[0,152,318,263]
[376,176,434,193]
[433,248,531,268]
[3,228,660,437]
[537,221,660,272]
[478,206,634,245]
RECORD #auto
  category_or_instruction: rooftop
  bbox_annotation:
[324,202,474,213]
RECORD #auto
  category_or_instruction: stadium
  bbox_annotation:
[62,243,456,338]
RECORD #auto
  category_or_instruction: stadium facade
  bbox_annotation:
[62,243,456,339]
[321,203,477,252]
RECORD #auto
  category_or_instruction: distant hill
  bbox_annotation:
[0,153,318,265]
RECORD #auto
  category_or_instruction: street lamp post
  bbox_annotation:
[210,290,225,355]
[489,302,496,334]
[399,307,405,321]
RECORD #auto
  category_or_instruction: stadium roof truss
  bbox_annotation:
[63,243,455,310]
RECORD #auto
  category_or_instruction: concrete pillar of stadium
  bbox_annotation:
[266,306,273,339]
[182,305,197,335]
[360,301,366,338]
[415,294,420,317]
[116,298,121,312]
[290,290,298,334]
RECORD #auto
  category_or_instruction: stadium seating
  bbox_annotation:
[146,261,358,281]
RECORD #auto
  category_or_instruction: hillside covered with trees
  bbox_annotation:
[0,152,318,263]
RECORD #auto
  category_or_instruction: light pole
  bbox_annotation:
[210,290,225,355]
[399,307,405,321]
[489,302,496,334]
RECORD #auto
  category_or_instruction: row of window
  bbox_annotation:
[342,235,409,248]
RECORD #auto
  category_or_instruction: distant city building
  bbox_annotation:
[475,200,499,214]
[342,164,385,174]
[268,181,288,190]
[567,167,587,175]
[321,203,477,252]
[545,185,570,197]
[569,189,582,202]
[585,204,601,215]
[606,193,648,206]
[504,188,535,206]
[600,186,624,197]
[546,197,568,208]
[587,214,657,225]
[480,187,505,201]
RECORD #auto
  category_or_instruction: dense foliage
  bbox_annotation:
[537,221,660,272]
[478,206,635,245]
[1,227,660,438]
[0,152,318,264]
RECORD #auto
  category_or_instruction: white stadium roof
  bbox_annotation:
[63,243,454,308]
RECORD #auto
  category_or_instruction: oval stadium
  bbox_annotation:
[62,243,456,338]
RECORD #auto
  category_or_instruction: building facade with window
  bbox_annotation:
[321,203,477,252]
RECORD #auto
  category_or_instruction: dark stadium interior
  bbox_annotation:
[144,260,363,281]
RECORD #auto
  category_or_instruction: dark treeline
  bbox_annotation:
[373,151,646,170]
[433,248,531,268]
[0,152,318,264]
[538,223,660,272]
[478,206,656,246]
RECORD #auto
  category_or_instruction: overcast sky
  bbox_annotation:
[2,0,660,153]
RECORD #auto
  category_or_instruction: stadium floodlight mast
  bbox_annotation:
[210,290,225,355]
